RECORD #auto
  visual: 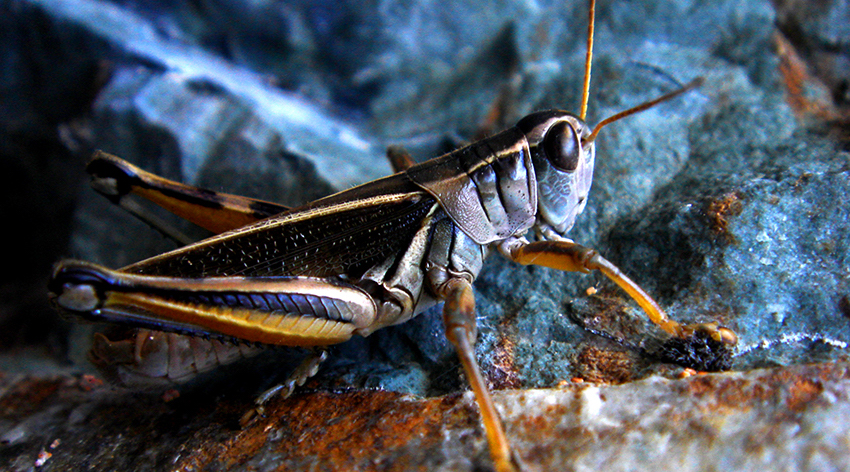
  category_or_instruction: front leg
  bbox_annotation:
[503,238,737,350]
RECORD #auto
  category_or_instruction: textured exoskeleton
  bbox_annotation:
[48,2,737,470]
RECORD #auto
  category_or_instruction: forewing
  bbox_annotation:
[125,191,438,279]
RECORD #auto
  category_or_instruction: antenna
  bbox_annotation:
[577,0,702,143]
[585,77,704,144]
[579,0,596,121]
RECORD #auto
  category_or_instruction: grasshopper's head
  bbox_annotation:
[517,77,703,239]
[518,110,595,238]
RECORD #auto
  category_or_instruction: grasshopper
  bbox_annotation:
[49,1,737,470]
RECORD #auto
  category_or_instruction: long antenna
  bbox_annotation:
[579,0,596,121]
[585,77,704,144]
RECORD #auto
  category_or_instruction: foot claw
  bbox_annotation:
[653,324,736,372]
[680,322,738,346]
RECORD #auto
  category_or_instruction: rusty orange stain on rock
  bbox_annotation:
[489,331,521,390]
[0,376,63,418]
[785,378,824,413]
[774,30,850,145]
[174,390,481,471]
[573,345,637,384]
[706,192,743,238]
[4,362,850,470]
[682,363,849,415]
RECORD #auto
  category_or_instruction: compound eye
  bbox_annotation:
[542,121,581,172]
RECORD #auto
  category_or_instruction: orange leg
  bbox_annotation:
[509,240,737,346]
[440,277,518,472]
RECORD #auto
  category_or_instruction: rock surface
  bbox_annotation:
[1,0,849,470]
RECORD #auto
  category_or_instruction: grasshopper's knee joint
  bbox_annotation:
[49,261,112,313]
[439,277,477,344]
[54,283,100,312]
[581,250,618,275]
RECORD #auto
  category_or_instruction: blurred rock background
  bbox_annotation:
[1,0,849,470]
